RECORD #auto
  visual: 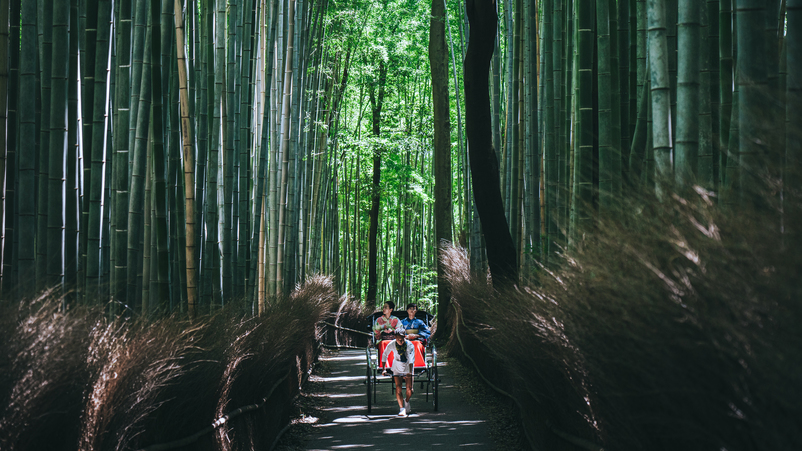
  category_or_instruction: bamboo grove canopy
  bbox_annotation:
[0,0,799,316]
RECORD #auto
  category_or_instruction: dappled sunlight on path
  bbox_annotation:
[302,349,494,450]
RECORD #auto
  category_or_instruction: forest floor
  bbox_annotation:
[273,348,526,450]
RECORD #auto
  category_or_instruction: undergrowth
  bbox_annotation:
[446,180,802,451]
[0,276,338,451]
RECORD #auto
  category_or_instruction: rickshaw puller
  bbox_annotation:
[381,328,416,417]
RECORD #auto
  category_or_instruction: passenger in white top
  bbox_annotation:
[381,328,416,416]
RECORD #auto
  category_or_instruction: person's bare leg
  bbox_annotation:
[394,376,404,409]
[404,375,413,403]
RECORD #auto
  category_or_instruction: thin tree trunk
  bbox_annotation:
[277,0,296,296]
[18,0,36,292]
[618,0,631,171]
[113,0,132,310]
[142,129,153,315]
[736,0,768,205]
[128,9,153,309]
[464,0,517,287]
[431,0,454,325]
[366,60,386,304]
[174,0,198,317]
[698,3,715,188]
[47,0,68,290]
[0,1,8,281]
[597,0,616,209]
[719,0,733,189]
[444,0,468,240]
[150,0,170,310]
[787,0,801,238]
[86,0,112,302]
[676,0,701,186]
[36,0,53,292]
[629,67,650,183]
[65,0,79,302]
[222,0,237,301]
[648,0,672,196]
[573,0,594,240]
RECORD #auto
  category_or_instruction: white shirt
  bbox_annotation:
[381,339,416,376]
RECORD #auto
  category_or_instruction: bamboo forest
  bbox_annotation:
[0,0,800,449]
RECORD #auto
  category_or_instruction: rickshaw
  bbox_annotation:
[365,309,439,413]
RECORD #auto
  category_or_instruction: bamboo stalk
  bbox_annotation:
[174,0,198,318]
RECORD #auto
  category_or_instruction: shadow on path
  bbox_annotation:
[302,349,493,450]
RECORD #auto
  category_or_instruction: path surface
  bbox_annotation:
[301,348,494,450]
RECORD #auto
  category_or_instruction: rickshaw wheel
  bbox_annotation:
[433,364,439,411]
[366,367,373,413]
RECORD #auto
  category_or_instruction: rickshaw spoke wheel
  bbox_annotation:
[366,367,373,413]
[433,364,439,411]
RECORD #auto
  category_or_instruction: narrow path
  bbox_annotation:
[301,348,495,450]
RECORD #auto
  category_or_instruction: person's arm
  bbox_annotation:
[417,319,431,340]
[381,343,393,374]
[372,317,384,340]
[407,340,416,367]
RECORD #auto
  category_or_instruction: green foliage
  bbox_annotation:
[408,264,439,312]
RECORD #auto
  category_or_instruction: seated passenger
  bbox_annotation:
[401,303,431,342]
[372,301,401,341]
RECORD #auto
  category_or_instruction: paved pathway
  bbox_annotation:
[302,348,494,450]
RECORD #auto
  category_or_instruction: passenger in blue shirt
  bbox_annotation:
[401,303,431,342]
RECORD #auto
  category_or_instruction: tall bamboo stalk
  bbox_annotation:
[736,0,768,204]
[698,2,715,188]
[174,0,198,317]
[36,0,53,292]
[277,0,296,295]
[597,0,616,209]
[151,0,171,310]
[112,0,133,309]
[2,0,20,296]
[572,0,593,238]
[676,0,701,186]
[18,0,36,290]
[719,0,733,190]
[66,0,79,301]
[46,0,68,290]
[0,2,8,274]
[127,9,153,308]
[648,0,672,196]
[87,0,112,302]
[788,0,801,204]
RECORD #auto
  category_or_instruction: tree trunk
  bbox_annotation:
[128,9,153,309]
[366,60,386,304]
[719,0,733,189]
[464,0,517,287]
[736,0,768,205]
[698,2,715,188]
[36,0,53,292]
[676,0,701,186]
[65,0,79,302]
[150,0,170,311]
[277,0,296,296]
[597,0,615,209]
[788,0,801,237]
[0,1,8,284]
[18,0,36,292]
[648,0,672,196]
[573,0,594,241]
[47,0,68,290]
[431,0,455,326]
[174,0,198,317]
[112,0,132,310]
